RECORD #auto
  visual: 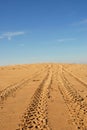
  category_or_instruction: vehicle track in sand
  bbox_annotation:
[0,64,87,130]
[17,68,52,130]
[0,65,49,105]
[0,65,50,130]
[62,67,87,101]
[48,64,77,130]
[63,67,87,89]
[57,65,87,130]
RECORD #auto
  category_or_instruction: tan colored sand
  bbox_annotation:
[0,63,87,130]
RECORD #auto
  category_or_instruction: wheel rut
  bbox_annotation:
[57,67,87,130]
[0,68,48,105]
[63,67,87,88]
[17,70,52,130]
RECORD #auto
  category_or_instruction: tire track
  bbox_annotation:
[63,67,87,88]
[17,70,52,130]
[0,67,48,104]
[57,67,87,130]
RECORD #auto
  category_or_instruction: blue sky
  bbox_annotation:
[0,0,87,65]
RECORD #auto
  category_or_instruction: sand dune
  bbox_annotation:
[0,63,87,130]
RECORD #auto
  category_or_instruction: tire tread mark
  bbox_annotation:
[57,69,87,130]
[17,72,52,130]
[0,68,48,104]
[63,68,87,88]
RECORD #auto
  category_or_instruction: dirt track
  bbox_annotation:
[0,64,87,130]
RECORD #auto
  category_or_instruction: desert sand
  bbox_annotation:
[0,63,87,130]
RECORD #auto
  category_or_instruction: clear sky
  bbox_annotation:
[0,0,87,65]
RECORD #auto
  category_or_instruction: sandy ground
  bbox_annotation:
[0,63,87,130]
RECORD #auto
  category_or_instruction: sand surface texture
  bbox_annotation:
[0,63,87,130]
